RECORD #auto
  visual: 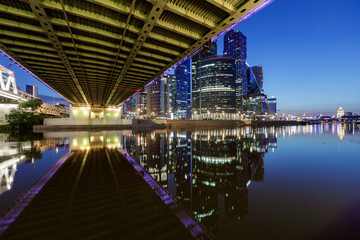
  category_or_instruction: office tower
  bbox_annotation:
[135,89,147,117]
[247,66,262,95]
[248,93,270,115]
[167,74,177,115]
[26,84,38,97]
[123,96,136,117]
[147,75,169,117]
[223,30,247,111]
[192,41,217,104]
[251,65,263,92]
[268,98,277,115]
[192,56,236,119]
[175,59,191,119]
[223,30,247,60]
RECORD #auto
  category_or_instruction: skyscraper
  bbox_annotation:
[192,41,217,100]
[268,98,277,115]
[249,94,270,115]
[247,65,262,95]
[147,77,166,117]
[175,59,191,119]
[26,84,38,97]
[135,89,147,117]
[223,30,247,60]
[251,65,263,92]
[223,30,247,111]
[192,56,236,119]
[166,74,176,115]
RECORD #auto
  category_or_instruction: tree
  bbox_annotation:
[5,99,46,131]
[18,98,43,111]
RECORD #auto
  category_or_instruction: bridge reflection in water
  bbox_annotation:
[0,135,68,197]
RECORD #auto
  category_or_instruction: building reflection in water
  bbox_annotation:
[120,127,277,234]
[119,123,359,233]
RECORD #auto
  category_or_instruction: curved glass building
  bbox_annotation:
[192,56,236,119]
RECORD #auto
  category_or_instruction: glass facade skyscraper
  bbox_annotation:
[223,30,247,111]
[268,98,277,115]
[192,41,217,92]
[135,89,147,117]
[175,59,191,119]
[167,74,176,115]
[223,30,247,61]
[147,76,167,117]
[192,56,236,118]
[251,65,263,92]
[248,94,270,115]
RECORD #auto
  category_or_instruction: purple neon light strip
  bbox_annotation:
[0,49,73,104]
[120,0,274,106]
[0,151,72,237]
[119,148,215,240]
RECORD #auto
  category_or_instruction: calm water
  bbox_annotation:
[1,123,359,239]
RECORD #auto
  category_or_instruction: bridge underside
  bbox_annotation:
[0,0,273,107]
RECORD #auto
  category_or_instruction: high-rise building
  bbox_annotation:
[192,41,217,100]
[251,65,263,92]
[135,89,147,117]
[268,98,277,115]
[122,96,136,118]
[223,30,247,61]
[248,93,270,115]
[26,84,38,97]
[166,74,176,115]
[147,75,170,117]
[223,30,247,111]
[192,56,236,119]
[175,59,191,119]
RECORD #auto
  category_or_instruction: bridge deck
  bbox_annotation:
[0,149,193,240]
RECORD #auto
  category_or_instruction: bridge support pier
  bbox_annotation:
[37,106,132,131]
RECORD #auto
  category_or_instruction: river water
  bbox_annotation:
[0,123,359,239]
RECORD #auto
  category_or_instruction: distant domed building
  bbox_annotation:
[337,107,344,118]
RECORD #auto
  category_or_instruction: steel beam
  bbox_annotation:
[105,0,168,105]
[163,1,216,29]
[206,0,236,14]
[26,0,89,104]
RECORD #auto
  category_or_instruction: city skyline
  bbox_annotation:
[0,0,359,116]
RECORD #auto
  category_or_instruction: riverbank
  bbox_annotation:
[33,119,323,132]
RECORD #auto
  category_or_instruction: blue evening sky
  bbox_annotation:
[1,0,359,116]
[219,0,360,116]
